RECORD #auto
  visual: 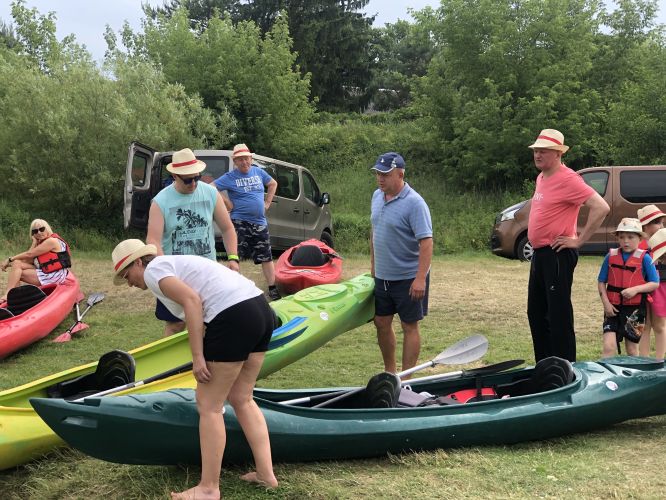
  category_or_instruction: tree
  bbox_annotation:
[144,0,376,111]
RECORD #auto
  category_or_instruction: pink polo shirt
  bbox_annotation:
[527,164,596,249]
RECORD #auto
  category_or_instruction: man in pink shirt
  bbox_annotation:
[527,129,609,362]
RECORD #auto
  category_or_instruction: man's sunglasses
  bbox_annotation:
[178,174,202,185]
[31,227,46,235]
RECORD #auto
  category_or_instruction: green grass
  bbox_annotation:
[2,252,666,499]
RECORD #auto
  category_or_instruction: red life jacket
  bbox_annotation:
[606,248,647,306]
[36,233,72,273]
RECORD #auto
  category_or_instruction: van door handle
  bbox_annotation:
[304,209,311,215]
[293,208,300,213]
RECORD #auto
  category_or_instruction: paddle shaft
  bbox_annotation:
[73,362,193,402]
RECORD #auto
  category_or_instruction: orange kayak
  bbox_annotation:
[0,273,83,359]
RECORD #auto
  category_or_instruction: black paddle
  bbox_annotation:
[281,357,523,407]
[72,361,193,402]
[310,334,489,409]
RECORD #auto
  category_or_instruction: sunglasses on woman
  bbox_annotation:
[31,227,46,235]
[178,174,202,185]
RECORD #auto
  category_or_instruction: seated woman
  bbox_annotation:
[0,219,71,301]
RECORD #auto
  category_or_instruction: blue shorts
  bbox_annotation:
[374,274,430,324]
[233,220,273,264]
[155,299,181,323]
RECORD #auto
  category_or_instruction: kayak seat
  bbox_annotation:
[6,284,47,315]
[290,245,329,267]
[46,350,136,400]
[496,356,574,398]
[365,372,401,408]
[0,307,14,320]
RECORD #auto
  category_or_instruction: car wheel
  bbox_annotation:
[517,235,533,262]
[320,231,334,249]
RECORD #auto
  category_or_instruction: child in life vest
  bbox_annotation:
[598,218,659,357]
[646,228,666,360]
[636,205,666,357]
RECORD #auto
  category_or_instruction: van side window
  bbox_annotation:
[131,153,149,188]
[621,170,666,203]
[581,171,608,197]
[302,171,320,205]
[276,166,299,200]
[197,156,230,180]
[260,164,278,193]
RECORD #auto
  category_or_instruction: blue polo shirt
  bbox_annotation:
[214,165,273,226]
[371,183,432,280]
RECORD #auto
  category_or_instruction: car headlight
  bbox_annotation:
[500,207,520,222]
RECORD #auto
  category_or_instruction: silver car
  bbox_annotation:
[124,142,334,251]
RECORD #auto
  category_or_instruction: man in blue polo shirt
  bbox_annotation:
[370,152,433,375]
[215,143,281,300]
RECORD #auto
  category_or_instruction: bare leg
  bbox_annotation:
[639,308,653,356]
[2,261,40,299]
[260,260,276,287]
[652,315,666,360]
[375,315,396,373]
[164,320,186,337]
[400,320,421,376]
[602,331,618,358]
[227,352,278,489]
[171,361,243,500]
[625,339,639,356]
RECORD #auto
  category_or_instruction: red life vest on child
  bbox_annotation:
[606,248,647,306]
[36,233,72,273]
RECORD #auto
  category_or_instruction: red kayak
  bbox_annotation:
[275,239,343,295]
[0,273,83,359]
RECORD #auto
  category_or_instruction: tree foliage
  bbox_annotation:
[144,0,375,111]
[0,1,222,226]
[414,0,665,188]
[110,7,314,155]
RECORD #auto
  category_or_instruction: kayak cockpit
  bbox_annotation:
[280,356,576,410]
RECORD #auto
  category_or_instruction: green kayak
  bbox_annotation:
[30,356,666,465]
[0,273,374,470]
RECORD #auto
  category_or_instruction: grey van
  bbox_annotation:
[124,142,334,251]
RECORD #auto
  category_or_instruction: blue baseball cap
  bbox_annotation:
[371,152,405,173]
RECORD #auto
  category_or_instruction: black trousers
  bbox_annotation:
[527,246,578,362]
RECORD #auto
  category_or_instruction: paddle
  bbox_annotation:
[53,292,105,343]
[280,357,523,407]
[311,334,488,409]
[72,361,193,402]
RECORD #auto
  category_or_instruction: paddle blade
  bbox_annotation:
[434,334,488,366]
[70,322,89,334]
[87,292,105,307]
[52,332,72,343]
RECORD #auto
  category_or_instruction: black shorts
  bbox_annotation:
[374,274,429,324]
[232,219,273,264]
[602,305,643,344]
[155,298,181,323]
[203,294,275,362]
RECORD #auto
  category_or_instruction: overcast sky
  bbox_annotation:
[1,1,665,62]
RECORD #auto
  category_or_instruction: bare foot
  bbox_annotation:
[240,471,278,489]
[170,485,220,500]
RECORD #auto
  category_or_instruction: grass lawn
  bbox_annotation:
[1,252,666,499]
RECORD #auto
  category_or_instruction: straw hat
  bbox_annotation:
[111,239,157,285]
[637,205,666,225]
[166,148,206,175]
[613,218,644,236]
[528,129,569,153]
[649,228,666,262]
[232,143,253,159]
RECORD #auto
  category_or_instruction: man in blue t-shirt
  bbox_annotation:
[214,143,281,300]
[370,152,433,376]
